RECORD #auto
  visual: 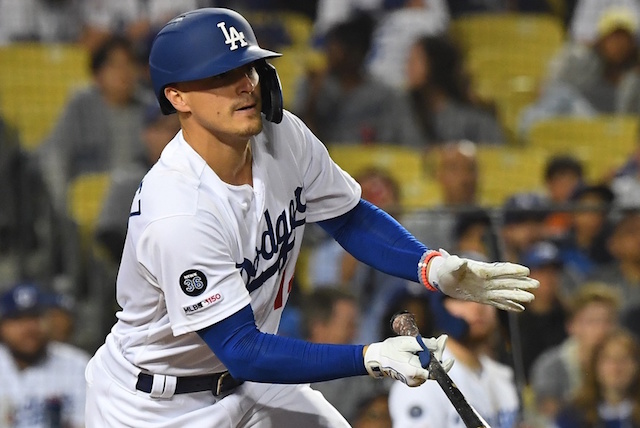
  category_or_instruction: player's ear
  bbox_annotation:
[164,86,190,113]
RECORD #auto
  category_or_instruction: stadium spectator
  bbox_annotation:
[292,13,421,145]
[555,329,640,428]
[500,192,548,263]
[366,0,450,89]
[591,208,640,313]
[569,0,640,45]
[304,288,389,423]
[0,116,77,293]
[0,0,85,44]
[515,241,568,381]
[405,35,506,145]
[548,6,640,113]
[451,207,493,261]
[38,36,152,218]
[388,296,519,427]
[0,283,89,427]
[541,155,585,239]
[351,391,392,428]
[557,183,615,282]
[404,140,480,251]
[95,103,179,263]
[529,283,620,424]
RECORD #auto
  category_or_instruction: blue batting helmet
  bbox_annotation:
[149,8,283,122]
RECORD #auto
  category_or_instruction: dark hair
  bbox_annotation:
[409,35,469,140]
[325,13,375,59]
[90,36,135,75]
[544,155,584,182]
[301,288,356,339]
[453,208,491,242]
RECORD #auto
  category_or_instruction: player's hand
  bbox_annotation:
[364,336,449,387]
[428,249,539,312]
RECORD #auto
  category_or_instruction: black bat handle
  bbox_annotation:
[390,311,490,428]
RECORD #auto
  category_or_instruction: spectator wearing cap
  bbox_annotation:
[515,241,569,382]
[500,192,549,263]
[548,5,640,114]
[556,183,615,282]
[0,283,89,427]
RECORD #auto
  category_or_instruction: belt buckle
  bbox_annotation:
[214,372,229,396]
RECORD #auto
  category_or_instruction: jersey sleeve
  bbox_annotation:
[137,213,251,336]
[281,111,362,223]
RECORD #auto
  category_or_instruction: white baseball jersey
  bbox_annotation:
[0,342,89,428]
[388,351,519,428]
[101,110,360,377]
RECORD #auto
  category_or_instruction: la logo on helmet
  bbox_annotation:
[217,22,248,51]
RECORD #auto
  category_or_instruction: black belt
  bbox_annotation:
[136,371,243,396]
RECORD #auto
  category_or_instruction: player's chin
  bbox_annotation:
[242,113,264,134]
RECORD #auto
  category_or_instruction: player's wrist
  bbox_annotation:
[417,250,442,292]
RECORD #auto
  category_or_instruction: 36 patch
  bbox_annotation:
[179,269,207,296]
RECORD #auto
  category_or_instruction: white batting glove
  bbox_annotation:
[417,335,455,376]
[364,336,451,387]
[425,249,539,312]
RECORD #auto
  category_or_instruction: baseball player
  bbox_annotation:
[0,283,89,428]
[85,8,539,427]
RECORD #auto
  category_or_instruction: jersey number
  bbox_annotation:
[274,270,294,310]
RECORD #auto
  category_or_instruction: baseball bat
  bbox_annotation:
[391,310,492,428]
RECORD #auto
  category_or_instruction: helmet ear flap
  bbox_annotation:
[256,60,283,124]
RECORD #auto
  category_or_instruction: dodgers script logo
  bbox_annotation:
[237,187,306,293]
[217,21,248,51]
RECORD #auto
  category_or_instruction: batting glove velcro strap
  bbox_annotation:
[416,335,454,377]
[429,249,540,312]
[364,336,431,387]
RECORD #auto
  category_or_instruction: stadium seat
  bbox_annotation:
[450,13,565,57]
[67,173,110,252]
[327,144,440,210]
[0,43,90,150]
[476,145,547,206]
[450,14,566,143]
[526,115,639,181]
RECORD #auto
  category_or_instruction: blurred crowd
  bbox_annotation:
[2,0,640,427]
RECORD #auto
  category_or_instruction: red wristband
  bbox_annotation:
[417,250,442,292]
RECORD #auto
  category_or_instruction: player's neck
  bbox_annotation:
[183,128,253,186]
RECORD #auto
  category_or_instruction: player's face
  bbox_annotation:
[167,63,263,144]
[0,315,47,362]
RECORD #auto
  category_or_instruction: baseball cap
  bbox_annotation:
[570,183,615,204]
[0,283,46,319]
[520,241,563,270]
[597,7,638,38]
[502,192,548,225]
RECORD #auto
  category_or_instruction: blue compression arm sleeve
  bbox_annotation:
[318,199,428,283]
[197,305,368,383]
